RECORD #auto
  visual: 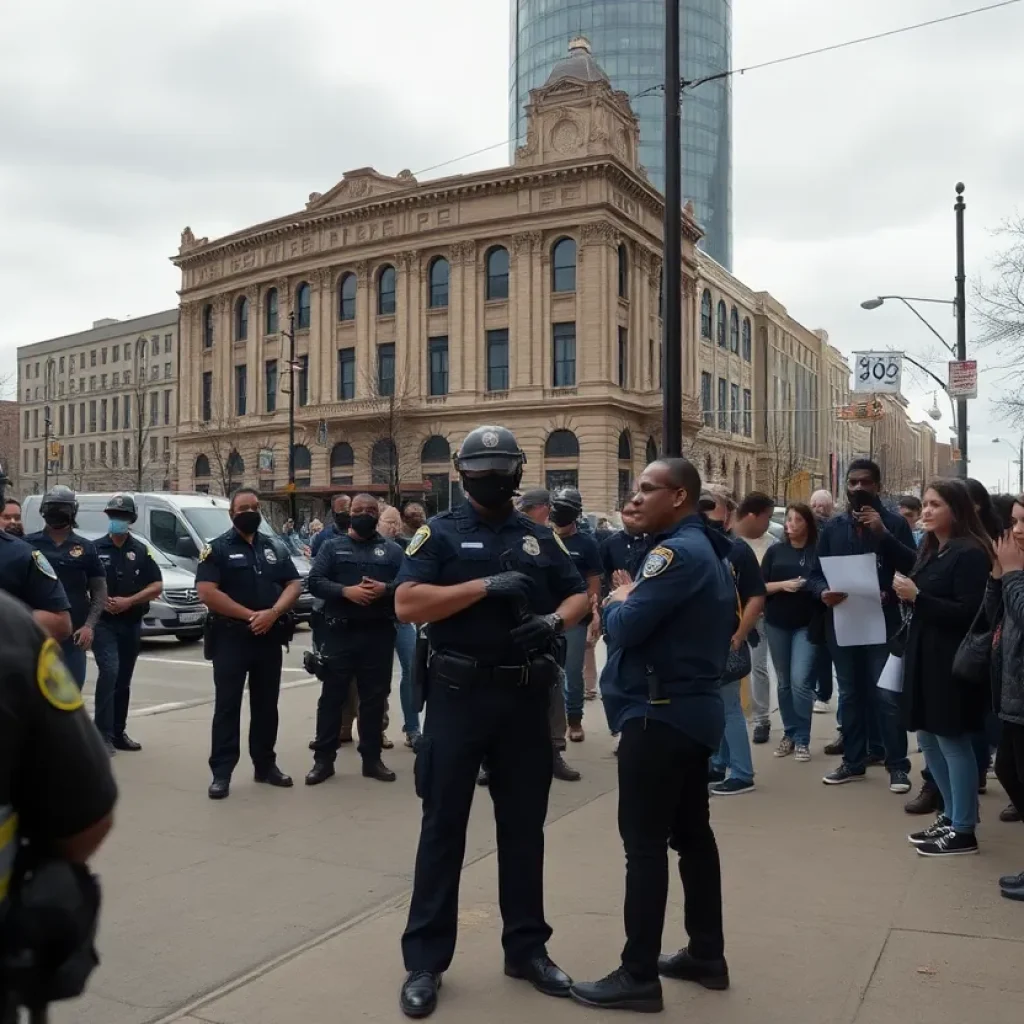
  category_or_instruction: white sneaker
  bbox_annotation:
[813,700,830,714]
[794,744,811,762]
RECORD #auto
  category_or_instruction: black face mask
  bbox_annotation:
[43,510,73,529]
[550,507,578,528]
[233,510,262,535]
[334,511,351,532]
[463,474,517,510]
[351,513,378,539]
[5,523,23,537]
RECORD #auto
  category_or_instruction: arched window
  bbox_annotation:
[371,438,397,485]
[194,454,210,478]
[421,435,450,463]
[295,282,311,330]
[292,444,311,485]
[330,442,354,484]
[729,307,740,353]
[551,237,577,293]
[617,429,632,461]
[226,450,244,488]
[234,296,249,341]
[700,290,712,339]
[544,429,579,459]
[338,273,356,322]
[742,318,752,362]
[716,300,727,347]
[202,304,214,349]
[377,265,396,316]
[428,257,450,308]
[264,288,279,335]
[617,244,629,299]
[646,437,658,463]
[486,246,509,300]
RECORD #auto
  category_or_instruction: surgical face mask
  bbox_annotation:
[108,518,131,536]
[43,509,73,529]
[550,506,578,528]
[334,511,351,532]
[351,513,379,539]
[463,473,517,510]
[232,510,262,535]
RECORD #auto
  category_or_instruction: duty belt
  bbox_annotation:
[431,651,531,687]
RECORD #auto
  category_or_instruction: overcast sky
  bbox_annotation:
[2,0,1021,490]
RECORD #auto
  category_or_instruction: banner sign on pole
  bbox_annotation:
[947,360,977,399]
[853,352,903,394]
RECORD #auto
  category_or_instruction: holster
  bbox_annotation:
[269,612,296,650]
[202,617,216,662]
[412,629,430,712]
[645,664,669,705]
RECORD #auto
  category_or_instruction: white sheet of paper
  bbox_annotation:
[877,654,904,693]
[819,553,886,647]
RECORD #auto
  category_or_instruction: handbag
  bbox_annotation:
[887,612,912,659]
[952,599,1002,688]
[721,573,751,683]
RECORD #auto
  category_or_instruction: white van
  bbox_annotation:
[22,491,314,619]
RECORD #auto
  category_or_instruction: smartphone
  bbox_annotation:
[850,491,870,513]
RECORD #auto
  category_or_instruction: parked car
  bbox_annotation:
[22,491,314,620]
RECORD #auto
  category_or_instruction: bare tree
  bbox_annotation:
[193,396,252,496]
[360,367,420,505]
[763,415,801,503]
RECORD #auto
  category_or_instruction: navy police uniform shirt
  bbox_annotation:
[94,533,162,624]
[310,522,341,556]
[395,501,586,665]
[0,530,71,615]
[26,531,104,630]
[560,528,602,625]
[308,531,404,623]
[600,530,650,583]
[196,528,300,612]
[602,514,736,751]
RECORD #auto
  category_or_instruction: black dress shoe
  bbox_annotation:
[305,762,336,786]
[570,968,663,1012]
[363,759,397,782]
[553,753,581,782]
[400,971,441,1018]
[505,954,572,997]
[208,778,230,800]
[657,948,729,990]
[254,765,294,787]
[477,766,490,786]
[113,732,142,751]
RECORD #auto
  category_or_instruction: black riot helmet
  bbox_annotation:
[453,426,526,510]
[41,484,79,519]
[550,487,583,516]
[104,493,138,523]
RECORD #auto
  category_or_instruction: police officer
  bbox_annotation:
[569,458,735,1013]
[394,425,589,1019]
[305,493,404,785]
[92,494,163,755]
[0,589,117,1016]
[196,487,302,800]
[27,486,108,690]
[0,469,72,643]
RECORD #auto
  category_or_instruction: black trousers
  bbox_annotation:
[312,620,395,765]
[209,634,283,779]
[995,720,1024,816]
[617,717,724,981]
[402,675,554,972]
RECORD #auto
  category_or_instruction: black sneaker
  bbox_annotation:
[823,733,844,757]
[998,870,1024,888]
[916,829,978,857]
[752,722,771,745]
[710,778,755,796]
[889,770,912,794]
[707,767,726,784]
[822,764,866,785]
[908,816,950,846]
[569,968,663,1013]
[553,753,581,782]
[1000,803,1021,823]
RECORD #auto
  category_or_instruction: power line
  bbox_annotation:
[418,0,1021,177]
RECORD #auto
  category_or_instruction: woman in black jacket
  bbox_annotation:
[892,479,994,857]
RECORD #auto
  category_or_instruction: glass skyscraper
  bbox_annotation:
[509,0,732,270]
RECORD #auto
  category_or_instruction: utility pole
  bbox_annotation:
[283,310,297,523]
[954,182,968,480]
[661,0,682,458]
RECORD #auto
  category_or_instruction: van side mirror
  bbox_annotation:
[175,536,200,559]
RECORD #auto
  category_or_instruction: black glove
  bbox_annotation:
[510,613,562,649]
[483,571,535,603]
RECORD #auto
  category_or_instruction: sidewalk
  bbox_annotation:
[56,686,1024,1024]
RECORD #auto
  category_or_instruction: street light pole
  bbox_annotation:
[42,358,55,493]
[284,310,297,523]
[954,183,968,479]
[993,437,1024,494]
[661,0,682,458]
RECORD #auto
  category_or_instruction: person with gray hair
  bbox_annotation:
[810,490,835,522]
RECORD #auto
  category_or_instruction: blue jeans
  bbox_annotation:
[917,730,978,832]
[563,623,588,725]
[765,625,816,747]
[93,618,142,741]
[61,635,88,690]
[395,622,419,735]
[829,641,909,773]
[711,680,754,783]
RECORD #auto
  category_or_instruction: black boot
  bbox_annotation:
[305,762,336,786]
[904,779,943,816]
[363,759,397,782]
[553,752,581,782]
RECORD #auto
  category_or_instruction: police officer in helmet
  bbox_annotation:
[394,425,590,1019]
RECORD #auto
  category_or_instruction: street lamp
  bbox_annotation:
[281,310,298,523]
[860,295,956,354]
[42,357,57,492]
[992,437,1024,493]
[661,0,682,457]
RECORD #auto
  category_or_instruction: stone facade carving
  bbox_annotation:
[580,222,616,247]
[450,240,477,266]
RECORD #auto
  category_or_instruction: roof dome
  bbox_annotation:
[544,37,609,87]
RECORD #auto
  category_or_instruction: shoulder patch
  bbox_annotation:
[199,545,212,563]
[522,535,541,556]
[32,550,58,580]
[641,546,675,579]
[553,533,571,556]
[36,638,83,712]
[407,525,431,556]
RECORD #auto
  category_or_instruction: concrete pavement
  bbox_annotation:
[53,680,1024,1024]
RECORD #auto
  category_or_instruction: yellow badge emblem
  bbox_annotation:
[553,533,571,556]
[641,546,674,579]
[32,550,58,580]
[199,545,212,563]
[36,638,84,712]
[407,525,431,556]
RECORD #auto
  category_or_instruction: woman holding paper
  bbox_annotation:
[892,480,994,858]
